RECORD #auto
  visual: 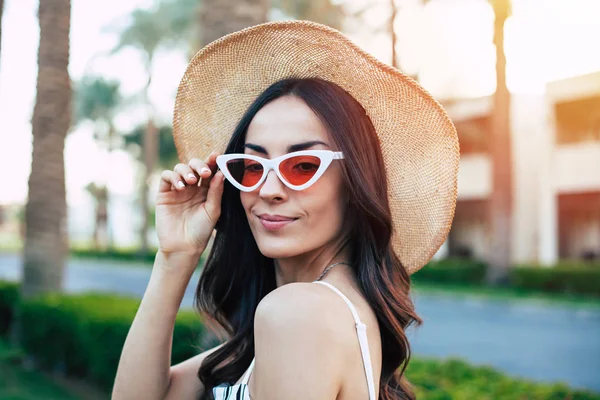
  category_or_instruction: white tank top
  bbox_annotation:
[213,281,377,400]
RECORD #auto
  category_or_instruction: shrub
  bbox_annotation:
[0,281,19,337]
[19,292,203,391]
[412,258,487,285]
[510,264,600,296]
[69,247,158,264]
[406,357,600,400]
[68,247,206,267]
[2,280,599,398]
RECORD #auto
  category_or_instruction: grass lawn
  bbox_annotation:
[0,364,81,400]
[0,340,79,400]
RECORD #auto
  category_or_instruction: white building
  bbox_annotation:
[437,71,600,265]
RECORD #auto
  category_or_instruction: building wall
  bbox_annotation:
[445,71,600,265]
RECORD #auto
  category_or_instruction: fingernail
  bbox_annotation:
[187,173,196,179]
[177,181,185,188]
[201,167,210,174]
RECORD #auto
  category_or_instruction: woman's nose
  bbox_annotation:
[259,169,288,202]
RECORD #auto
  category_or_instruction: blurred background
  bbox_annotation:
[0,0,599,399]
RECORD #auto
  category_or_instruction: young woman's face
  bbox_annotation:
[240,95,347,259]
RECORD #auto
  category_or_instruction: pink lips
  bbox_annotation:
[258,214,297,231]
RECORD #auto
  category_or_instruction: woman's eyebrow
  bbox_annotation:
[244,140,330,155]
[287,140,329,152]
[244,143,268,155]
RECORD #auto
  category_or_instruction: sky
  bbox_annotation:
[1,0,599,206]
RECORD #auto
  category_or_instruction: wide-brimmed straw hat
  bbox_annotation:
[172,20,459,274]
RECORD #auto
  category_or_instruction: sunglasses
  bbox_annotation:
[216,150,344,192]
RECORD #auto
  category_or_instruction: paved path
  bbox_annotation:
[1,254,599,391]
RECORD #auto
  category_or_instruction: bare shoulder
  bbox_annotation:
[251,283,364,398]
[256,282,357,337]
[164,343,224,400]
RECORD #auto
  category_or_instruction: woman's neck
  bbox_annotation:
[273,241,351,286]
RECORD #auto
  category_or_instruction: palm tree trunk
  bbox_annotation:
[390,0,398,69]
[93,185,108,251]
[140,70,158,255]
[0,0,4,67]
[106,123,116,250]
[486,0,512,284]
[22,0,71,298]
[200,0,268,45]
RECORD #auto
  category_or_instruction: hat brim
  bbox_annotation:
[173,20,459,274]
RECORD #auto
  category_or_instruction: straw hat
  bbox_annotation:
[172,20,459,274]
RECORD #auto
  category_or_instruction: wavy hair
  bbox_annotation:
[196,78,422,399]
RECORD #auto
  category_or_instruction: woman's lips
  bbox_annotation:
[258,215,297,231]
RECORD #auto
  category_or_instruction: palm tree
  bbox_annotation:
[199,0,269,45]
[74,77,121,250]
[389,0,399,69]
[271,0,345,30]
[123,124,179,171]
[486,0,512,284]
[77,79,120,251]
[0,0,4,68]
[112,9,169,254]
[22,0,72,298]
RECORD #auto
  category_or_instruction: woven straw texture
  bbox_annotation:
[173,20,459,274]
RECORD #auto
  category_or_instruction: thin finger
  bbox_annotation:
[188,158,212,179]
[205,170,225,222]
[189,156,219,187]
[162,170,186,191]
[159,170,177,192]
[174,163,198,185]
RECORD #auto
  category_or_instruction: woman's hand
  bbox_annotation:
[155,152,225,257]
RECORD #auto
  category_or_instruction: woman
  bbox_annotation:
[113,21,459,400]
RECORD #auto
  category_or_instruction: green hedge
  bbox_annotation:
[413,258,600,297]
[412,258,487,285]
[70,247,158,264]
[69,247,206,268]
[0,281,19,337]
[1,280,600,398]
[407,357,599,399]
[19,292,203,391]
[511,264,600,296]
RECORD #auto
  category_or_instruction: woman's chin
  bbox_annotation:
[256,239,304,259]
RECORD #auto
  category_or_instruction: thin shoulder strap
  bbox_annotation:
[314,281,377,400]
[241,358,255,385]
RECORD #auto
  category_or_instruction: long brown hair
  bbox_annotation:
[196,78,422,399]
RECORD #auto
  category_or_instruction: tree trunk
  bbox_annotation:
[22,0,71,298]
[141,118,158,254]
[92,184,108,251]
[105,123,116,250]
[199,0,268,46]
[486,0,512,284]
[139,61,159,255]
[0,0,4,67]
[390,0,398,69]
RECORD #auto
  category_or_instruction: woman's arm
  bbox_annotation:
[112,155,225,399]
[112,250,204,400]
[251,283,354,400]
[164,343,224,400]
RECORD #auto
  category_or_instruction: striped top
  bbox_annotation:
[213,281,377,400]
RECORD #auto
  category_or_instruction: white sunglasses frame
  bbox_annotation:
[216,150,344,192]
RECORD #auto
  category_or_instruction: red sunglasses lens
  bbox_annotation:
[226,159,264,187]
[279,155,321,186]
